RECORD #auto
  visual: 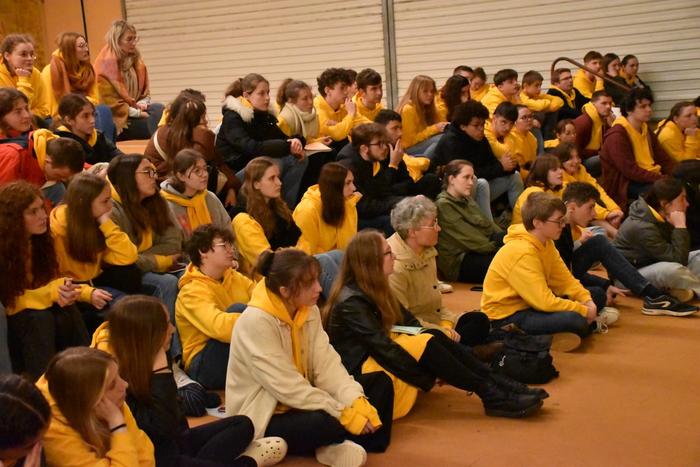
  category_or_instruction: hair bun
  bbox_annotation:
[256,250,275,277]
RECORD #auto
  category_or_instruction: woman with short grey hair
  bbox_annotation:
[387,195,491,347]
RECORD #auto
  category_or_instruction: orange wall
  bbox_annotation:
[0,0,49,67]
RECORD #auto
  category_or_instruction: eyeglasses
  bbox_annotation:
[122,36,139,44]
[368,141,388,148]
[136,168,157,178]
[76,42,89,50]
[418,218,439,230]
[544,217,566,227]
[187,166,208,178]
[213,242,238,257]
[519,115,534,121]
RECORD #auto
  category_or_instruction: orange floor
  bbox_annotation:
[189,284,700,466]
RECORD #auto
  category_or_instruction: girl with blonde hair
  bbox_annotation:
[397,75,448,158]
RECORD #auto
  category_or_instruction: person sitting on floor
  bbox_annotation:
[397,75,448,158]
[54,93,123,165]
[276,79,330,146]
[325,230,545,422]
[573,51,604,100]
[481,68,519,117]
[388,195,494,347]
[227,248,390,466]
[432,101,522,220]
[655,101,699,162]
[547,68,586,121]
[0,182,90,380]
[507,105,538,181]
[573,90,614,177]
[512,154,565,225]
[469,67,489,102]
[314,67,367,150]
[613,54,652,100]
[0,34,50,123]
[92,294,285,466]
[557,182,697,318]
[352,68,385,122]
[436,74,470,122]
[601,53,626,106]
[481,191,599,350]
[175,224,254,390]
[436,160,505,284]
[614,178,700,304]
[519,70,563,141]
[37,347,156,466]
[544,118,577,150]
[600,87,675,208]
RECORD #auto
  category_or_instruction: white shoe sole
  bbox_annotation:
[316,441,367,467]
[641,307,698,317]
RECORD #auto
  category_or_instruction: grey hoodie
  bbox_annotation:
[160,180,232,240]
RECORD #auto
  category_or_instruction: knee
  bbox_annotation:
[306,410,342,432]
[510,173,524,189]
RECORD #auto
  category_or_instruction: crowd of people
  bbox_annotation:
[1,18,700,467]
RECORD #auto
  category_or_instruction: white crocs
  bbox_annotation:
[240,436,287,466]
[315,440,367,467]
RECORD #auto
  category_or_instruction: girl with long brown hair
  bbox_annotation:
[655,101,699,162]
[37,347,155,466]
[0,34,50,122]
[397,75,448,158]
[41,31,116,140]
[92,295,286,467]
[437,74,470,122]
[227,248,392,464]
[0,181,89,379]
[511,154,565,225]
[94,20,164,140]
[325,230,545,420]
[293,162,359,255]
[50,172,141,331]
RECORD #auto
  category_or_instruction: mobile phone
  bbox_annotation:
[470,286,483,292]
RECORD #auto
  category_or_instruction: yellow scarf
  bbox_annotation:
[582,103,604,151]
[614,117,660,173]
[57,124,97,147]
[619,69,636,87]
[31,129,58,170]
[648,204,666,223]
[544,138,560,149]
[248,279,310,378]
[160,189,212,230]
[549,85,575,108]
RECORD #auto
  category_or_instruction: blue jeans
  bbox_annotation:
[42,183,66,207]
[94,104,116,144]
[117,102,165,141]
[405,133,443,160]
[236,154,309,208]
[473,178,493,221]
[0,303,11,374]
[492,308,591,337]
[315,250,343,298]
[488,172,524,208]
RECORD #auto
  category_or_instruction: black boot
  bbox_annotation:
[491,372,549,400]
[475,380,543,418]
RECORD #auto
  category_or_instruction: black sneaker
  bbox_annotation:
[642,294,699,317]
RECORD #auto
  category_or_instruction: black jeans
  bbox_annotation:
[458,252,497,284]
[418,332,491,392]
[117,103,165,141]
[7,304,89,380]
[454,312,491,346]
[265,371,394,455]
[176,416,256,467]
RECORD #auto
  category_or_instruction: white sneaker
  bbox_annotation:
[594,307,620,334]
[240,437,287,466]
[315,440,367,467]
[437,281,453,294]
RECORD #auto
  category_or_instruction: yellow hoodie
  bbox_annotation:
[470,84,490,102]
[481,224,591,320]
[399,102,444,149]
[314,95,369,141]
[519,91,564,113]
[0,62,50,118]
[36,376,155,467]
[507,128,537,174]
[176,263,254,368]
[292,185,360,255]
[50,205,139,302]
[562,165,621,217]
[352,93,384,122]
[481,86,515,117]
[485,124,509,158]
[573,69,601,100]
[656,120,700,162]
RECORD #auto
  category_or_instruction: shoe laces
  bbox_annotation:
[595,319,608,334]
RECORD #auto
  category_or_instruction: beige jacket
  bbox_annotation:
[225,305,365,438]
[387,233,458,328]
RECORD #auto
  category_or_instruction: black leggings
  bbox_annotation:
[458,252,497,284]
[418,332,491,392]
[176,416,256,467]
[265,371,394,456]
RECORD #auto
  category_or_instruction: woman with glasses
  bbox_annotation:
[0,34,50,123]
[436,160,505,284]
[161,149,233,240]
[95,20,164,141]
[41,32,116,140]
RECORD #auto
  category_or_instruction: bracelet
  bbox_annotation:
[110,423,126,432]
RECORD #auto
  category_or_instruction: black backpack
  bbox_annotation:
[491,333,559,384]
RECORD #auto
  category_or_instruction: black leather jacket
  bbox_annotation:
[326,284,435,392]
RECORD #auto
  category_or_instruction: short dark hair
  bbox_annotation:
[493,69,518,86]
[493,101,518,123]
[453,65,474,75]
[185,224,235,268]
[317,68,352,97]
[472,67,487,81]
[590,90,610,102]
[47,137,85,173]
[344,68,358,83]
[552,142,579,164]
[356,68,382,90]
[583,51,603,63]
[621,54,637,66]
[374,109,401,125]
[351,123,387,150]
[452,100,489,127]
[644,178,684,211]
[522,191,566,231]
[522,70,544,86]
[562,181,600,205]
[550,68,571,84]
[621,87,654,117]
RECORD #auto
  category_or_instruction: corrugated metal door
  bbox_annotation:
[393,0,700,117]
[125,0,387,125]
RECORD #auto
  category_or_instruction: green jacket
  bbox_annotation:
[435,190,502,281]
[613,197,690,267]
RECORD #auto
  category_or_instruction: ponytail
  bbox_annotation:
[276,78,294,109]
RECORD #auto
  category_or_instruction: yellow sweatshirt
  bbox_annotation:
[314,95,369,141]
[352,93,384,122]
[40,58,99,118]
[399,102,444,149]
[470,84,489,102]
[573,69,601,99]
[507,128,537,173]
[656,120,700,162]
[563,165,620,218]
[36,376,155,467]
[176,263,254,369]
[519,91,564,113]
[292,185,359,255]
[481,86,515,117]
[50,205,138,302]
[0,62,50,118]
[481,224,591,320]
[485,124,509,158]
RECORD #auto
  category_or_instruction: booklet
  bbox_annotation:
[390,325,427,335]
[304,141,333,157]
